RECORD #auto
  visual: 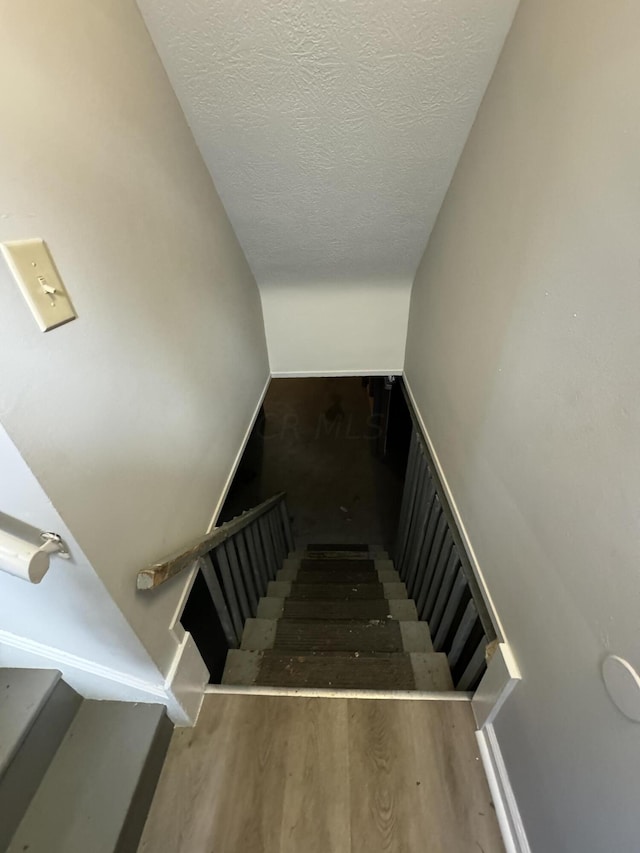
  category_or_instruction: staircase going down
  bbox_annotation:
[222,544,454,691]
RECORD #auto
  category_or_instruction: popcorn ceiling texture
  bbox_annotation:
[137,0,519,287]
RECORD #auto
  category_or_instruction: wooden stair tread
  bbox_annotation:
[257,597,418,622]
[241,617,433,653]
[274,619,405,653]
[223,650,453,691]
[290,569,379,584]
[258,652,414,689]
[259,651,416,690]
[300,558,375,571]
[223,539,454,692]
[290,550,388,560]
[282,599,391,620]
[306,543,368,551]
[287,582,385,600]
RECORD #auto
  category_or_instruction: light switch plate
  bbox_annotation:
[1,238,77,332]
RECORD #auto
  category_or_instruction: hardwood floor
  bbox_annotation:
[138,695,504,853]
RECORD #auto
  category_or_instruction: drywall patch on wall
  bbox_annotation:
[261,279,411,375]
[137,0,519,288]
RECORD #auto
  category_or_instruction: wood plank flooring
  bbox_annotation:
[139,695,504,853]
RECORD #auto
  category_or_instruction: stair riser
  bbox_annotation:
[267,581,408,600]
[223,650,453,691]
[240,619,433,654]
[8,701,172,853]
[288,551,388,561]
[276,568,400,583]
[222,540,453,693]
[257,597,418,621]
[116,713,173,853]
[282,558,395,573]
[0,673,81,851]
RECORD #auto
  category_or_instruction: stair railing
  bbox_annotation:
[396,418,497,691]
[137,492,293,648]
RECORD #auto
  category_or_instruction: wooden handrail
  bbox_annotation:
[137,492,287,591]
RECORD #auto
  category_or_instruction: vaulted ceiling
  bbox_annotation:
[138,0,518,287]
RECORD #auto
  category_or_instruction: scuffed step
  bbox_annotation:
[241,618,434,654]
[222,650,453,691]
[305,543,369,552]
[257,597,418,621]
[8,701,172,853]
[267,581,408,601]
[290,550,388,561]
[276,567,399,584]
[302,558,375,571]
[0,669,81,850]
[268,581,384,600]
[282,557,396,574]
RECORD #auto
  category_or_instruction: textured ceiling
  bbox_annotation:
[137,0,518,286]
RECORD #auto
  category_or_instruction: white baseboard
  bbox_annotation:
[0,627,207,727]
[269,369,403,378]
[403,378,528,850]
[476,724,531,853]
[206,372,272,536]
[472,642,521,729]
[161,376,275,714]
[163,632,208,726]
[0,629,167,702]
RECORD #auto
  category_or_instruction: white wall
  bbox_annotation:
[262,280,411,376]
[405,1,640,850]
[0,1,269,680]
[0,425,159,683]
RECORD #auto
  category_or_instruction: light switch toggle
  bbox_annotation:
[1,238,77,332]
[38,276,57,302]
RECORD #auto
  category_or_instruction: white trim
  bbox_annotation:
[205,684,472,701]
[0,376,271,727]
[163,632,209,727]
[206,372,272,535]
[270,369,403,378]
[403,375,527,851]
[473,642,521,729]
[0,627,207,727]
[161,374,273,718]
[166,372,272,641]
[476,724,531,853]
[0,629,166,700]
[403,376,507,642]
[167,562,200,644]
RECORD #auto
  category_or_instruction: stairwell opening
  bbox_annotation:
[181,376,496,692]
[182,376,412,683]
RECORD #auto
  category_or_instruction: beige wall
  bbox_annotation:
[405,0,640,850]
[0,1,269,676]
[261,280,411,376]
[0,424,160,685]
